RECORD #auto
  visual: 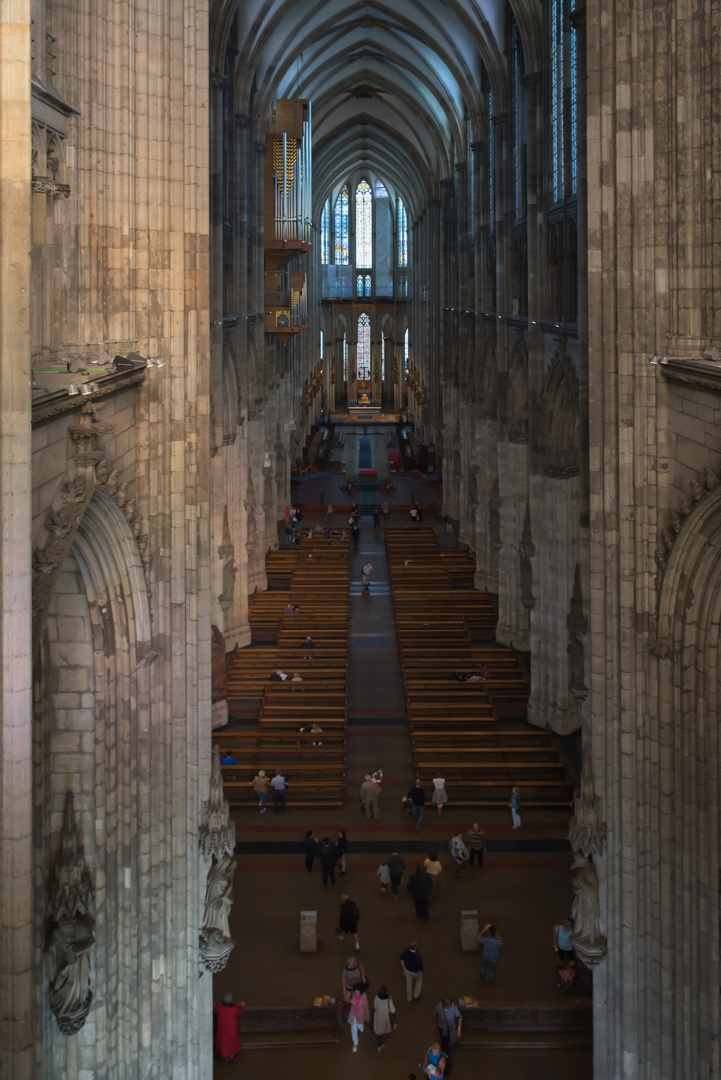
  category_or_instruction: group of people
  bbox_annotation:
[283,505,303,545]
[303,828,347,886]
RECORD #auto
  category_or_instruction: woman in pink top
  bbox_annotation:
[349,986,370,1052]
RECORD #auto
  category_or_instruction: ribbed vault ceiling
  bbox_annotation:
[211,0,542,218]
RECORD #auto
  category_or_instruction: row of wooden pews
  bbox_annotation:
[214,531,352,807]
[386,527,573,809]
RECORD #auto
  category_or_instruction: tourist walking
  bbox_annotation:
[466,823,487,868]
[352,521,360,549]
[450,830,469,877]
[213,992,245,1062]
[373,985,396,1051]
[336,894,361,951]
[319,836,338,887]
[270,769,288,813]
[382,501,390,522]
[373,508,380,528]
[433,997,462,1053]
[335,829,347,874]
[342,956,367,1001]
[420,1042,447,1076]
[348,986,370,1052]
[405,778,426,831]
[553,917,575,962]
[406,864,433,920]
[302,830,319,872]
[400,941,424,1002]
[510,786,521,829]
[361,561,373,590]
[377,860,391,893]
[422,851,443,898]
[431,774,447,815]
[250,769,269,813]
[360,774,381,820]
[478,923,503,983]
[387,849,406,898]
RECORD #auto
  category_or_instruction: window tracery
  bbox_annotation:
[335,186,349,264]
[357,314,371,381]
[355,180,372,268]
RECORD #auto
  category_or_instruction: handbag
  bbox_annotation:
[341,1001,351,1022]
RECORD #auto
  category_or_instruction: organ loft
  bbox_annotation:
[1,2,720,1078]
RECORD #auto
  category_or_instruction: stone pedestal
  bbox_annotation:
[460,910,479,952]
[300,910,317,953]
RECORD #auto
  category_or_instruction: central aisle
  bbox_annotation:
[216,516,590,1080]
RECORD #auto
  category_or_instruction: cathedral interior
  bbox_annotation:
[2,1,721,1077]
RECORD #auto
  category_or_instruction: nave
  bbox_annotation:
[212,499,591,1079]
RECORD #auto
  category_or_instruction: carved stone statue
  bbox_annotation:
[211,625,227,704]
[570,852,607,966]
[489,479,502,551]
[199,748,236,973]
[244,473,258,552]
[47,791,95,1034]
[519,503,535,610]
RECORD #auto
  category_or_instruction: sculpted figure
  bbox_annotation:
[48,914,95,1034]
[570,852,607,966]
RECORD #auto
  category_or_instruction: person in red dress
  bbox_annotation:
[213,992,245,1062]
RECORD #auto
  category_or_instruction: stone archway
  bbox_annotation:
[649,487,721,1079]
[34,491,153,1079]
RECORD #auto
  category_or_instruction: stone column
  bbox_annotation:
[0,7,33,1078]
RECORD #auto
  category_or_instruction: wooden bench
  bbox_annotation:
[223,776,346,807]
[458,1001,591,1050]
[239,1004,341,1050]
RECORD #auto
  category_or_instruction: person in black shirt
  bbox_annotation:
[406,778,426,831]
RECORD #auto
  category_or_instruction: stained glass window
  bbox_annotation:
[335,186,349,264]
[487,89,495,229]
[381,336,385,381]
[343,333,348,381]
[513,35,523,219]
[374,180,388,198]
[364,274,371,297]
[357,275,364,297]
[551,0,564,202]
[355,275,371,298]
[320,329,324,360]
[355,180,373,267]
[357,313,371,380]
[570,19,578,195]
[320,199,330,264]
[397,197,408,268]
[404,328,409,373]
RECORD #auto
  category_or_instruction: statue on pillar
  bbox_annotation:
[199,747,237,973]
[46,791,95,1035]
[570,852,607,967]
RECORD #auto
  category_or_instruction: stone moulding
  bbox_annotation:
[32,368,146,426]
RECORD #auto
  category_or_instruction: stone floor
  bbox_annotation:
[214,512,593,1078]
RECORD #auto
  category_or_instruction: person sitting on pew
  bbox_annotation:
[283,602,294,614]
[291,672,303,683]
[271,669,288,681]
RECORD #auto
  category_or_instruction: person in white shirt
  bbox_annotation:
[431,775,447,816]
[271,769,288,814]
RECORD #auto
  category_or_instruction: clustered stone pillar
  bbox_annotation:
[0,6,33,1078]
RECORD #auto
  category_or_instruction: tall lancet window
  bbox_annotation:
[343,332,348,381]
[404,328,409,373]
[381,336,386,380]
[335,186,349,264]
[355,180,373,267]
[357,313,371,380]
[550,0,579,201]
[320,199,330,264]
[319,329,324,360]
[397,198,408,268]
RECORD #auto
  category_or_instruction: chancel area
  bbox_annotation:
[2,2,720,1079]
